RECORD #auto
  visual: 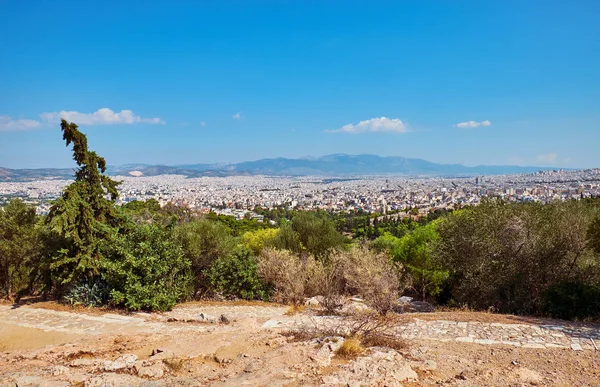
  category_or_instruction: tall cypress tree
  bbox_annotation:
[46,119,122,290]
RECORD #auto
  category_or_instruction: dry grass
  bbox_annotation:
[362,332,407,351]
[163,358,186,373]
[285,303,306,316]
[335,336,364,359]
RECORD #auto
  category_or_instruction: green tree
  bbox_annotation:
[436,199,599,315]
[390,222,448,301]
[242,228,280,255]
[286,212,347,259]
[0,199,41,299]
[45,119,123,292]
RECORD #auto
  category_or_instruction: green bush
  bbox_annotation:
[206,247,271,300]
[101,224,191,311]
[173,219,237,295]
[63,281,109,307]
[0,199,42,299]
[543,281,600,320]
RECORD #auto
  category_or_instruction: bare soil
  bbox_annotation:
[0,302,599,386]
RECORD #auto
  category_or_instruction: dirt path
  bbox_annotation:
[1,303,599,386]
[2,304,597,351]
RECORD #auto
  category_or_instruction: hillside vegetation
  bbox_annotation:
[2,120,600,320]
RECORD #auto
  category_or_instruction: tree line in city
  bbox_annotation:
[2,120,600,320]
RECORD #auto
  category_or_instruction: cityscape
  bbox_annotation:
[2,168,599,219]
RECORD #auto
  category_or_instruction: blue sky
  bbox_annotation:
[1,0,598,169]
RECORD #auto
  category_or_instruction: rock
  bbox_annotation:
[48,365,70,376]
[262,319,281,329]
[244,360,264,373]
[197,313,218,323]
[312,339,344,367]
[398,296,413,303]
[571,343,583,351]
[214,354,233,364]
[103,354,138,371]
[265,337,287,347]
[393,364,418,382]
[136,363,165,379]
[341,301,372,314]
[456,369,479,381]
[516,368,543,385]
[419,360,437,371]
[70,358,98,367]
[219,314,230,324]
[87,373,145,386]
[14,375,43,386]
[150,349,175,360]
[305,296,322,306]
[67,373,88,385]
[410,301,435,312]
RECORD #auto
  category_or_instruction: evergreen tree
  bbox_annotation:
[46,119,123,291]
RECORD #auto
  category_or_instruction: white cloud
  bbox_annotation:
[538,153,558,163]
[455,120,491,128]
[40,108,165,125]
[329,117,408,134]
[232,112,241,120]
[0,115,41,131]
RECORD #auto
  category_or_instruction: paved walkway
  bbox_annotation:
[396,319,600,351]
[1,305,599,351]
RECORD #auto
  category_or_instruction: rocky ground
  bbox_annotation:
[0,300,599,386]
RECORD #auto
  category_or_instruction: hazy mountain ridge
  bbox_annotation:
[0,154,556,181]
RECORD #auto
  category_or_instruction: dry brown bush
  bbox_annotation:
[282,311,407,353]
[334,244,403,314]
[258,248,320,304]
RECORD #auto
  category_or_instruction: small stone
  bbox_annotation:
[393,364,418,382]
[48,365,70,376]
[571,343,583,351]
[136,363,165,379]
[456,337,474,343]
[197,313,217,323]
[244,360,263,373]
[69,358,98,367]
[421,360,437,371]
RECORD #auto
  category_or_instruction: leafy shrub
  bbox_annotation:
[543,281,600,320]
[173,219,237,295]
[63,281,110,307]
[206,247,271,300]
[102,224,191,311]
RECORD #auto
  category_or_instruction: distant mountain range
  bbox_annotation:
[0,154,558,182]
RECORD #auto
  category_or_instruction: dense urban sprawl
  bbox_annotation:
[1,168,599,217]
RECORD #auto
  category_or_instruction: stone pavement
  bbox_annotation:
[395,318,600,351]
[1,304,599,351]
